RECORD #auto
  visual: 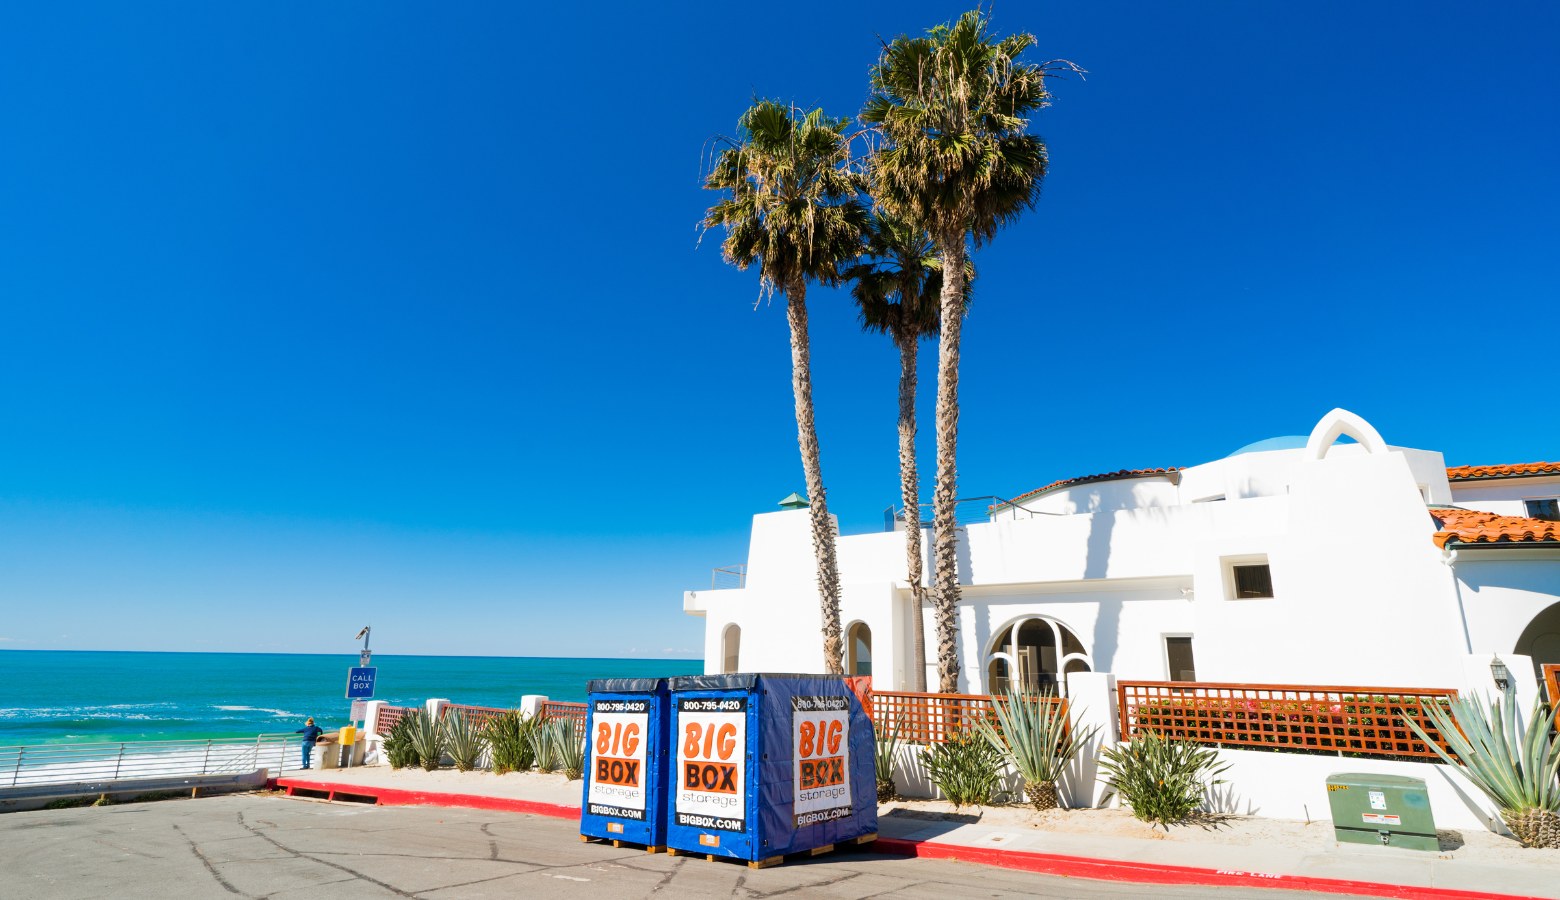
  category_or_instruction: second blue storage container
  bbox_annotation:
[665,673,876,866]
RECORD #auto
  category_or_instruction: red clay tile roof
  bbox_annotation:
[1003,468,1183,507]
[1430,507,1560,549]
[1446,462,1560,481]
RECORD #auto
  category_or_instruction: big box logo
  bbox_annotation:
[674,696,747,832]
[586,698,651,820]
[791,695,852,827]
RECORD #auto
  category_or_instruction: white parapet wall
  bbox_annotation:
[1205,747,1503,833]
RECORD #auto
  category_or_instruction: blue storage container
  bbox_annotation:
[580,678,669,850]
[665,673,877,866]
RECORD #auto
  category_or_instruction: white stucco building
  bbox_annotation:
[684,409,1560,698]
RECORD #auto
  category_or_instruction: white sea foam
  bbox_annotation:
[0,705,170,721]
[212,706,296,717]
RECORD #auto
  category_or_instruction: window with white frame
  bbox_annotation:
[1164,636,1196,681]
[1223,554,1275,600]
[986,616,1092,694]
[1525,498,1560,521]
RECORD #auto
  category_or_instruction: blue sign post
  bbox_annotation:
[346,666,377,699]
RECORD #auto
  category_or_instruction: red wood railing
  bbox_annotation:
[539,700,587,729]
[373,705,417,736]
[871,690,1067,744]
[1117,681,1458,760]
[1544,665,1560,732]
[440,704,509,731]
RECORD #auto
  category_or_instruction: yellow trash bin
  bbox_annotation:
[338,725,357,745]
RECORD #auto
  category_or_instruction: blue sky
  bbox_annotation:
[1,2,1555,657]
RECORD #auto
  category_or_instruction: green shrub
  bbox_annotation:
[973,690,1095,810]
[383,715,417,769]
[405,710,446,771]
[483,710,538,774]
[1401,693,1560,848]
[1098,731,1229,828]
[922,729,1005,809]
[442,710,485,772]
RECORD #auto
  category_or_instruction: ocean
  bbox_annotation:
[0,650,702,746]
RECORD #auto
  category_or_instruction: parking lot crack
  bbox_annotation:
[739,871,864,899]
[172,824,254,898]
[235,811,417,898]
[644,855,685,895]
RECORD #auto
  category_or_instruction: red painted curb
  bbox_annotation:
[869,837,1547,900]
[270,779,1541,900]
[273,777,581,820]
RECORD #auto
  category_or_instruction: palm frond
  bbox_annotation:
[702,99,868,299]
[863,9,1071,246]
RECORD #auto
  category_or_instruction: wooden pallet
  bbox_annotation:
[579,833,664,854]
[666,832,876,869]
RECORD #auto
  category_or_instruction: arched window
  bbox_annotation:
[721,624,741,674]
[1516,602,1560,675]
[986,616,1091,694]
[846,622,872,677]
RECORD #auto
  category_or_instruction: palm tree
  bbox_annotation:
[863,10,1072,692]
[843,214,968,691]
[703,100,869,674]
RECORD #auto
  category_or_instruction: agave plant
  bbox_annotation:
[1401,693,1560,848]
[529,718,563,773]
[404,710,446,772]
[556,720,585,781]
[442,710,485,772]
[484,710,538,775]
[874,721,903,803]
[973,690,1096,811]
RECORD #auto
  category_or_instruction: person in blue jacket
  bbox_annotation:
[295,717,324,769]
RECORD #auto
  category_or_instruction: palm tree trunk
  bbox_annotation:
[896,329,927,692]
[786,281,845,675]
[931,234,968,694]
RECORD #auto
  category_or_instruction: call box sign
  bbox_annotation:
[346,666,377,699]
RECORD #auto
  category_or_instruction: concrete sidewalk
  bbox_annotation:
[273,767,1560,900]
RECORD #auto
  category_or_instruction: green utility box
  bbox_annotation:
[1325,773,1438,851]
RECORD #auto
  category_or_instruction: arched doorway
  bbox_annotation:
[846,622,872,677]
[1516,602,1560,676]
[986,616,1092,694]
[721,624,741,674]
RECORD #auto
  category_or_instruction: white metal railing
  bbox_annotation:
[710,564,746,589]
[0,734,298,790]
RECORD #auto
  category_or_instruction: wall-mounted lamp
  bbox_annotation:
[1490,655,1511,692]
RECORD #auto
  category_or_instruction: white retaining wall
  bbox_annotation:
[1205,747,1503,833]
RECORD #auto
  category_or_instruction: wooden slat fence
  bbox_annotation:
[539,700,587,729]
[440,704,509,732]
[1544,665,1560,733]
[373,705,417,736]
[871,690,1067,744]
[1117,681,1458,760]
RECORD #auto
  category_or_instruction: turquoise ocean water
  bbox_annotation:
[0,650,702,746]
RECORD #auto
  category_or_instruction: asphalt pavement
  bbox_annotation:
[1,793,1378,899]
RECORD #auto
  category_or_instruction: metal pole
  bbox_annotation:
[10,747,22,788]
[113,744,125,780]
[202,740,212,775]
